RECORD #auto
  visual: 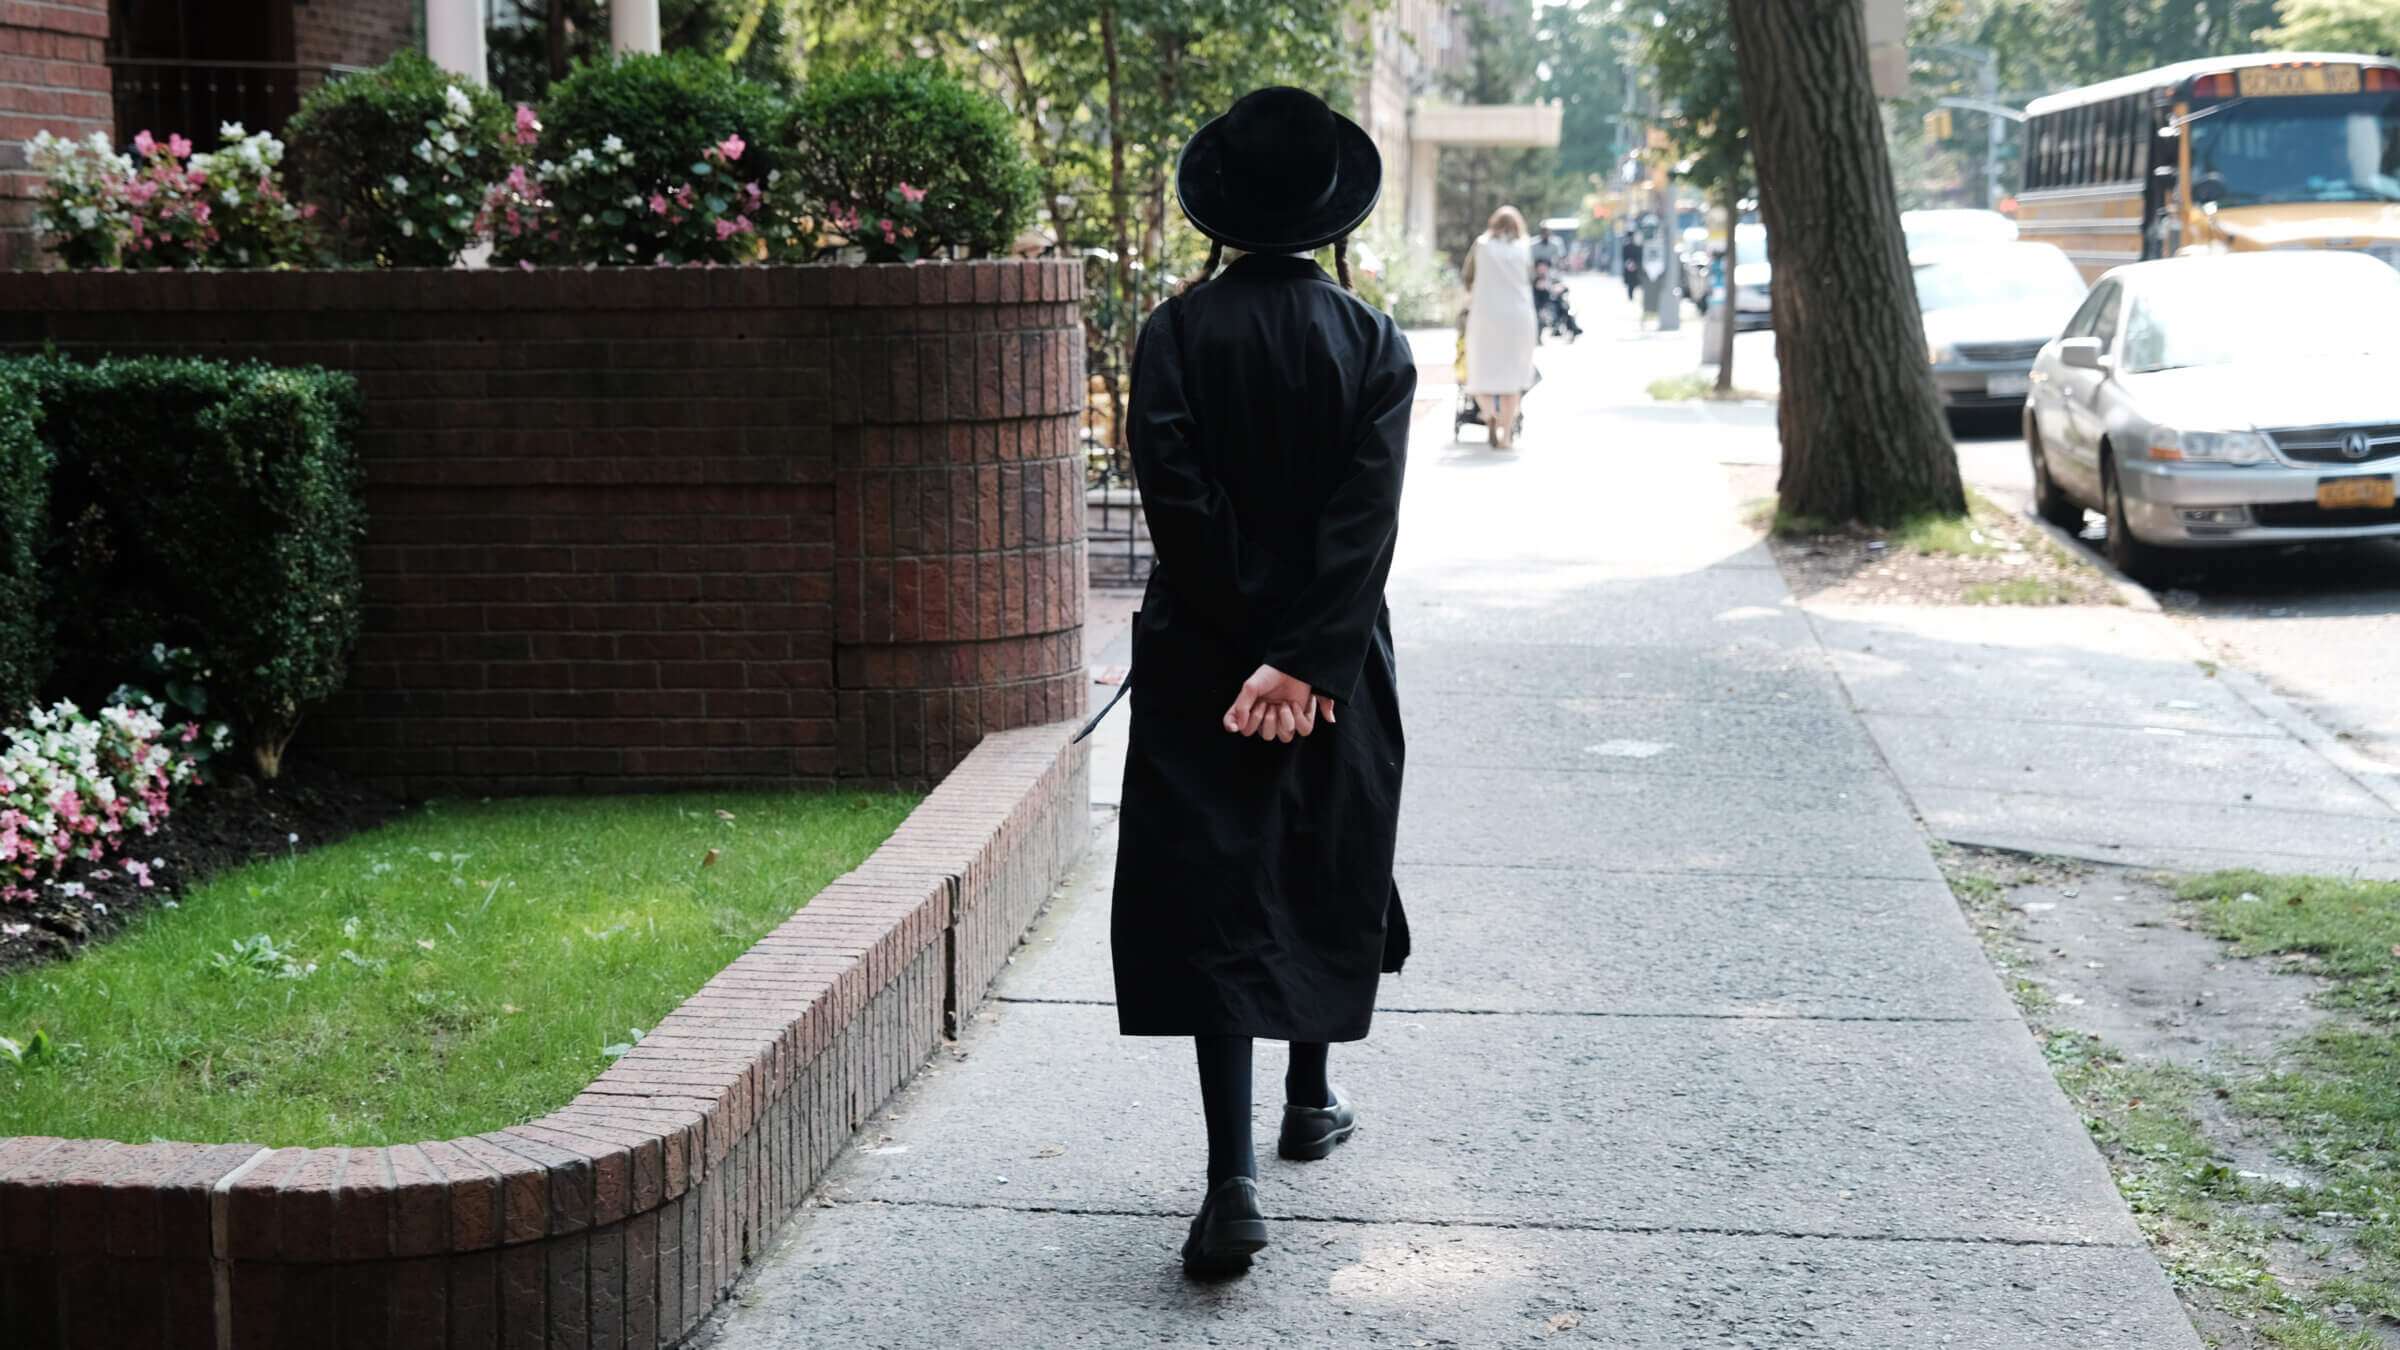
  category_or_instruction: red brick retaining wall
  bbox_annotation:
[0,720,1090,1348]
[0,262,1088,796]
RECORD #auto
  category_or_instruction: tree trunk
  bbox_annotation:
[1100,3,1133,460]
[1715,176,1738,396]
[546,0,570,83]
[1728,0,1962,525]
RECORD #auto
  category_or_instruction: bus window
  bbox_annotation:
[2187,92,2400,205]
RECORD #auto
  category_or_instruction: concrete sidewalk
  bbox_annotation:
[704,299,2197,1346]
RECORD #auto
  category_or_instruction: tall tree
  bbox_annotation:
[1643,0,1749,392]
[1728,0,1962,524]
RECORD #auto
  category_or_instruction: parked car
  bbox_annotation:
[1916,241,2089,411]
[1902,207,2018,254]
[2023,250,2400,581]
[1728,223,1771,330]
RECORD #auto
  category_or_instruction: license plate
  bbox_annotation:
[2239,64,2360,97]
[2319,476,2396,510]
[1985,373,2030,398]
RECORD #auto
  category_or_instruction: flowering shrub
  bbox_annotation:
[824,181,934,263]
[507,50,787,265]
[0,696,205,904]
[286,50,511,267]
[21,124,314,269]
[23,131,132,268]
[188,123,317,268]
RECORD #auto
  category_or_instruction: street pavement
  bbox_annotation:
[702,281,2199,1347]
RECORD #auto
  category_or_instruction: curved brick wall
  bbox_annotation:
[0,261,1087,796]
[0,723,1089,1349]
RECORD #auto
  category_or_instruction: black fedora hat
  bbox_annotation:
[1176,86,1381,254]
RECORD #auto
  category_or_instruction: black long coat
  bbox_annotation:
[1111,253,1415,1044]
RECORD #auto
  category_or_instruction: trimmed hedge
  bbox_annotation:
[784,63,1037,262]
[0,369,48,721]
[17,355,364,778]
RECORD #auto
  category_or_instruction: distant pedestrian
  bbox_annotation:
[1115,84,1414,1280]
[1464,205,1537,448]
[1621,232,1644,302]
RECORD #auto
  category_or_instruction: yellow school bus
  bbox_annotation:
[2017,52,2400,281]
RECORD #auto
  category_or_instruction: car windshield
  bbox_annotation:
[1913,247,2088,311]
[2188,92,2400,205]
[2118,264,2400,371]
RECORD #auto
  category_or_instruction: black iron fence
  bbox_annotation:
[107,58,362,149]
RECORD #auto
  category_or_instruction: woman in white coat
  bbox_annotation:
[1463,205,1537,448]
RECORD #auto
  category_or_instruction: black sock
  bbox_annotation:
[1285,1041,1331,1109]
[1194,1034,1254,1189]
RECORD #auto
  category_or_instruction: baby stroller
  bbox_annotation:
[1537,283,1582,342]
[1451,315,1527,443]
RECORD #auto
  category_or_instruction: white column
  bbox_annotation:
[1406,138,1439,249]
[612,0,662,55]
[425,0,488,86]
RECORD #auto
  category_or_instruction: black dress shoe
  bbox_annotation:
[1278,1087,1358,1161]
[1181,1175,1269,1277]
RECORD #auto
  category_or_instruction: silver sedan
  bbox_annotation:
[2022,250,2400,582]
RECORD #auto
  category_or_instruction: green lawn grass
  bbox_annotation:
[0,789,916,1147]
[1946,854,2400,1347]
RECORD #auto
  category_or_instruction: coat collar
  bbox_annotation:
[1226,252,1329,283]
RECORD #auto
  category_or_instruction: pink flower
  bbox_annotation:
[650,193,669,216]
[180,724,198,744]
[514,104,540,146]
[167,133,191,159]
[898,183,926,204]
[519,259,534,272]
[879,218,894,241]
[719,134,745,161]
[133,129,155,156]
[714,217,738,241]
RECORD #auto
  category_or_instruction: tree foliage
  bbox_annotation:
[488,0,800,104]
[2256,0,2400,55]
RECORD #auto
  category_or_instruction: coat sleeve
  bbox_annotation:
[1126,298,1305,654]
[1260,317,1415,703]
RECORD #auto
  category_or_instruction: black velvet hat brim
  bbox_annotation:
[1174,111,1383,253]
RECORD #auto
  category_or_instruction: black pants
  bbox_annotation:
[1195,1036,1330,1187]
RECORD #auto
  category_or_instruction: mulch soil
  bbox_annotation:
[1727,461,2122,607]
[0,759,399,978]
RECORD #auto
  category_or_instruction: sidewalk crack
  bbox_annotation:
[831,1196,2145,1250]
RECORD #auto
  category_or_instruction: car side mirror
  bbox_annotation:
[2058,336,2105,370]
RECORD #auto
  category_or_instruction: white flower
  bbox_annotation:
[620,195,642,211]
[443,84,473,119]
[399,219,416,237]
[219,120,247,141]
[601,134,624,154]
[220,187,240,206]
[414,139,434,162]
[71,205,97,229]
[580,213,594,225]
[388,174,410,193]
[442,192,462,207]
[437,130,460,154]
